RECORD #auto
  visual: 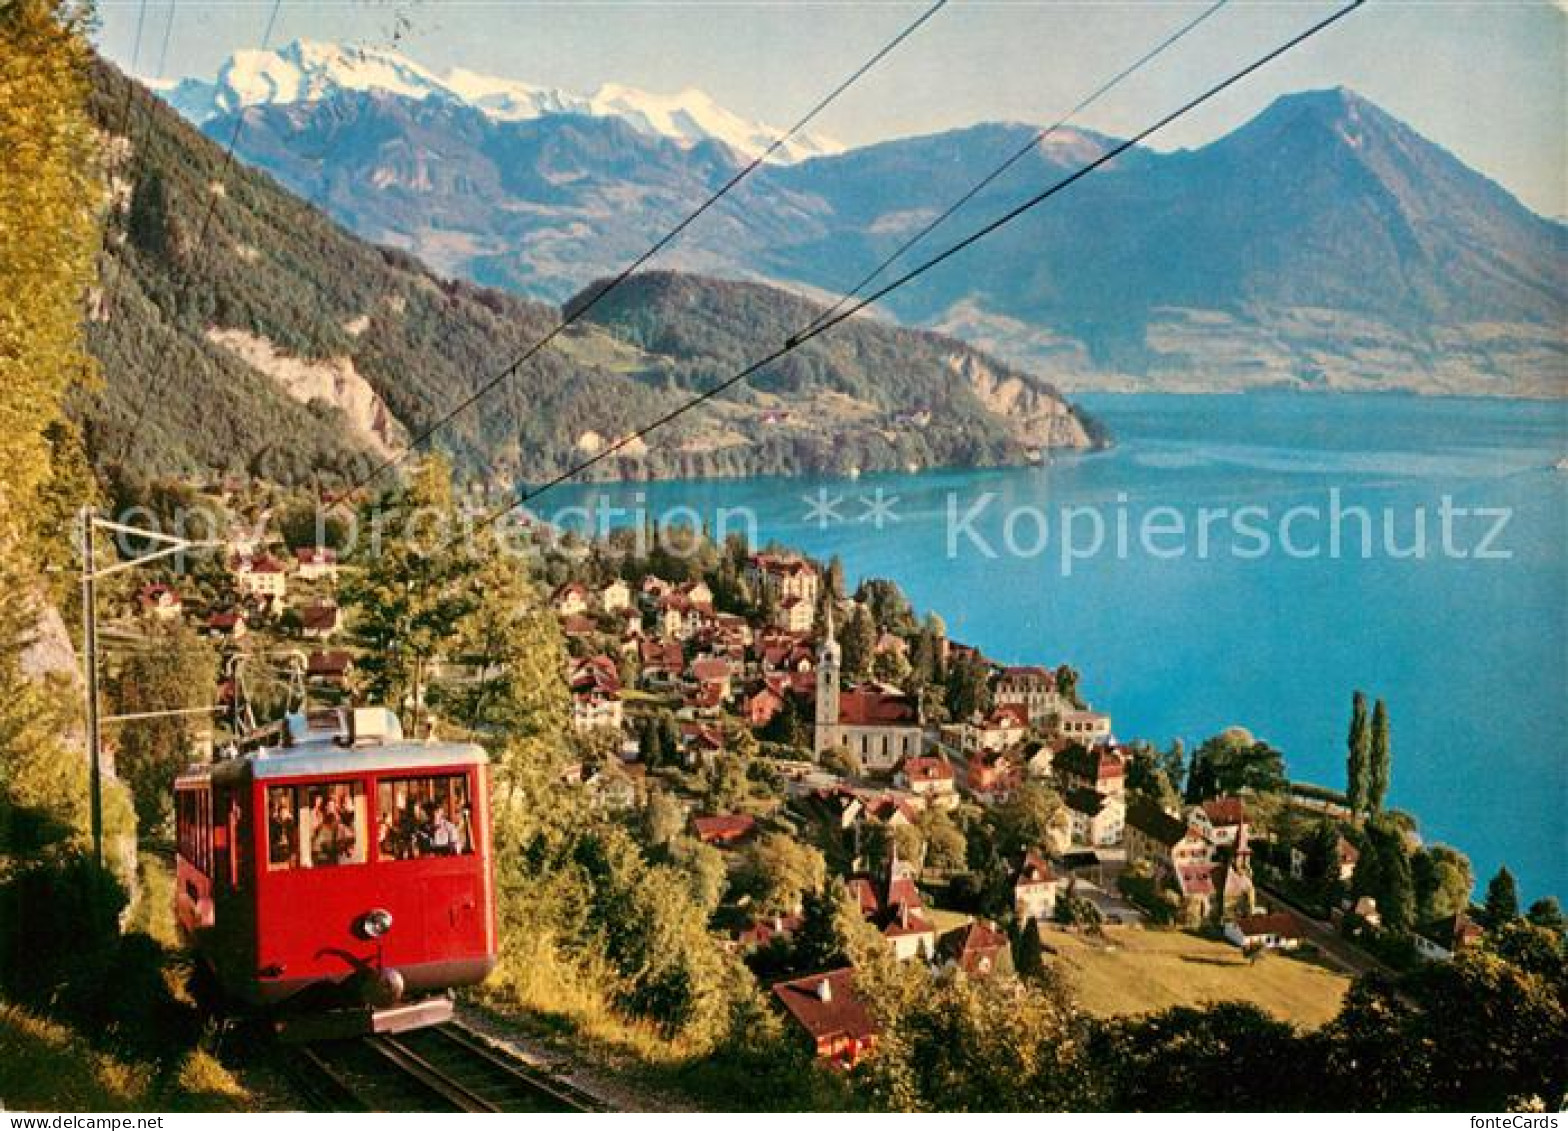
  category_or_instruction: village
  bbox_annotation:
[102,492,1501,1072]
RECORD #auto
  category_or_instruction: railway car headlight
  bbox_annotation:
[358,908,394,939]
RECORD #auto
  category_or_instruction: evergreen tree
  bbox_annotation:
[945,652,993,721]
[1346,690,1371,813]
[1055,664,1083,709]
[1013,918,1048,983]
[1368,697,1391,811]
[1484,866,1520,924]
[839,603,876,682]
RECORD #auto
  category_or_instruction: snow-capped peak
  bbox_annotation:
[157,39,841,164]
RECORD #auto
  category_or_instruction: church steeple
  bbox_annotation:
[814,599,841,760]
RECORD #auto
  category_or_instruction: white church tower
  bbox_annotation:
[814,602,842,759]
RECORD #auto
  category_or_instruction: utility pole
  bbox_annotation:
[78,510,222,869]
[80,506,103,868]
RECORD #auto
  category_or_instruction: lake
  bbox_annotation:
[544,393,1567,900]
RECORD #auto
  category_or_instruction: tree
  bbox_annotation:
[839,603,876,682]
[1054,664,1082,709]
[108,625,218,833]
[340,456,474,729]
[1125,740,1180,809]
[858,965,1094,1111]
[825,555,845,601]
[1356,817,1416,933]
[1346,690,1371,812]
[945,652,992,721]
[737,833,826,914]
[641,789,685,848]
[1368,697,1391,812]
[916,807,967,872]
[1484,866,1520,925]
[1159,738,1186,795]
[992,781,1067,859]
[702,751,749,812]
[819,743,862,780]
[1094,1002,1310,1112]
[1184,727,1286,802]
[1526,896,1565,933]
[1013,918,1047,983]
[665,835,727,918]
[1412,844,1473,923]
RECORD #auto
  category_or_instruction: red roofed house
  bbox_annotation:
[745,684,787,728]
[881,901,938,961]
[638,640,685,689]
[736,913,805,953]
[772,968,876,1067]
[299,600,341,639]
[1225,911,1306,951]
[1190,796,1249,848]
[994,665,1065,726]
[294,546,339,582]
[957,705,1029,754]
[137,583,182,621]
[551,582,589,617]
[206,609,247,640]
[306,649,354,686]
[689,656,733,700]
[1013,850,1058,922]
[846,854,936,961]
[692,813,756,846]
[894,755,957,798]
[233,554,287,600]
[937,919,1012,977]
[1055,744,1127,798]
[965,747,1021,804]
[773,595,815,633]
[1414,910,1486,962]
[746,553,819,608]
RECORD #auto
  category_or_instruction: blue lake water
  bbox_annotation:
[545,393,1567,900]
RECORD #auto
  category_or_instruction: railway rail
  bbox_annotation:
[287,1019,608,1112]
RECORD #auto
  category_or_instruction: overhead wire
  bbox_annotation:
[329,0,951,500]
[440,0,1367,553]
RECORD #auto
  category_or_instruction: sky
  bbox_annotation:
[92,1,1566,217]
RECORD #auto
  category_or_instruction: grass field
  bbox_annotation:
[1044,925,1350,1029]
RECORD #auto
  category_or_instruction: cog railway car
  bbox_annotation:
[174,707,496,1039]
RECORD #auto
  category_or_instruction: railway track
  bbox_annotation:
[289,1020,607,1112]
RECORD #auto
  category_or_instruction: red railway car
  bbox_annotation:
[174,707,497,1038]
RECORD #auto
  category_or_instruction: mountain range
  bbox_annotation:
[164,41,1567,397]
[154,39,841,164]
[82,58,1098,488]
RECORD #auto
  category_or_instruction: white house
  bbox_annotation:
[1065,787,1125,848]
[1012,849,1058,922]
[1225,911,1306,951]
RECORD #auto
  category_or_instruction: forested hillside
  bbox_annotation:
[81,61,1101,489]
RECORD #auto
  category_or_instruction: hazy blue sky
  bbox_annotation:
[94,1,1565,216]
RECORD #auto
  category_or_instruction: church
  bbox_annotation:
[813,610,926,772]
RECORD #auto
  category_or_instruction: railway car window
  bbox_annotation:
[265,781,367,869]
[375,774,475,861]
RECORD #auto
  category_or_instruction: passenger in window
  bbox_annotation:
[399,798,424,859]
[312,795,357,865]
[269,795,297,866]
[377,809,399,860]
[429,802,462,855]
